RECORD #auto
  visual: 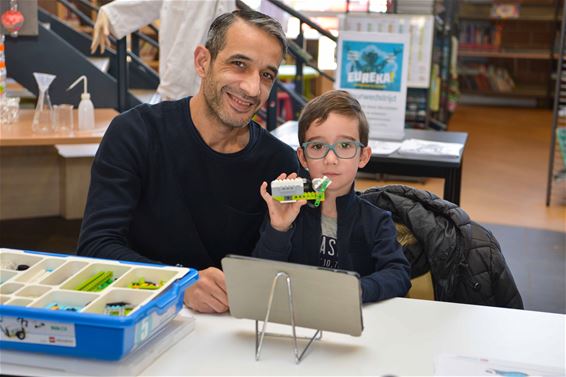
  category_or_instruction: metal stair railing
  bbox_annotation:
[5,20,132,108]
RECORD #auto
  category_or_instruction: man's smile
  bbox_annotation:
[226,91,256,113]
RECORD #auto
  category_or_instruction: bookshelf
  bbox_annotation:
[392,0,459,130]
[311,0,457,130]
[458,0,563,107]
[459,49,559,59]
[547,2,566,205]
[429,0,459,127]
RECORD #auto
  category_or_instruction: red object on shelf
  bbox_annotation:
[1,9,24,35]
[277,91,293,121]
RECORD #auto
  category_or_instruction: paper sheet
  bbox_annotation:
[367,140,402,156]
[434,354,565,376]
[398,138,463,158]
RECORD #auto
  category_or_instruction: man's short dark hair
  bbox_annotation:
[298,90,369,146]
[205,9,287,61]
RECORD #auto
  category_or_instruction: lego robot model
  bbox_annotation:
[271,176,332,207]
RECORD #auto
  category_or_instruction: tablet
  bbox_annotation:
[222,255,364,336]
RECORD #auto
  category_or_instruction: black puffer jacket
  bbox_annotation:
[361,185,523,309]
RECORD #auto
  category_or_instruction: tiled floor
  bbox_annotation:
[484,223,565,314]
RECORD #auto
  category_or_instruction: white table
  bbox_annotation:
[2,298,564,376]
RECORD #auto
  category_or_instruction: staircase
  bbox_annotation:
[5,6,159,110]
[6,0,335,129]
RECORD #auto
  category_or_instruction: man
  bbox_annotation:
[91,0,236,100]
[78,10,298,313]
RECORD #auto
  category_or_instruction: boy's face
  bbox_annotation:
[297,112,372,198]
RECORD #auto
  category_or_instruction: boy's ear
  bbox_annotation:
[358,145,372,169]
[194,45,211,78]
[297,147,309,170]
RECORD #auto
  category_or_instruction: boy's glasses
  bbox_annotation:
[302,140,365,160]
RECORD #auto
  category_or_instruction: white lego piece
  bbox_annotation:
[271,178,305,203]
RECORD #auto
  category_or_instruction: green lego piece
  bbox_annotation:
[75,271,114,292]
[273,191,325,203]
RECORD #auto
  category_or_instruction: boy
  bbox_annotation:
[253,90,411,303]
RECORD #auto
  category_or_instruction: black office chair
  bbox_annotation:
[360,185,524,309]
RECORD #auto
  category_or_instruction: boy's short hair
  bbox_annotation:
[298,90,369,146]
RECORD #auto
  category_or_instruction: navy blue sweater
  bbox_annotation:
[252,189,411,303]
[78,97,298,269]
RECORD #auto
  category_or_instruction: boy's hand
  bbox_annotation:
[260,172,307,232]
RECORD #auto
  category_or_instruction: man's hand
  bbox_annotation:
[184,267,228,313]
[261,172,306,232]
[91,9,111,54]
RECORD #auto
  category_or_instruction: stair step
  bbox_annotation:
[87,57,110,73]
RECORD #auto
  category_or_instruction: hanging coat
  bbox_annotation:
[361,185,524,309]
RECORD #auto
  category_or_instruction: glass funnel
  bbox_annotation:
[32,72,56,133]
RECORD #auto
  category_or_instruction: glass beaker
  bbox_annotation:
[53,104,74,134]
[32,72,56,133]
[0,96,20,126]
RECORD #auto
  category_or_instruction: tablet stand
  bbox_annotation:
[254,271,323,364]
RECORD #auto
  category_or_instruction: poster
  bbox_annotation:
[338,14,434,89]
[336,31,409,140]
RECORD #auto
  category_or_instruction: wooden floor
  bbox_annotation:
[355,105,566,233]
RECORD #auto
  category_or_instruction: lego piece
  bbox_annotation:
[312,176,332,193]
[75,271,114,292]
[271,176,332,207]
[128,278,164,290]
[104,302,134,316]
[271,177,305,203]
[46,303,82,311]
[312,176,332,207]
[46,303,60,311]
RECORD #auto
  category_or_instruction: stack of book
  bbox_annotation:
[459,21,503,50]
[459,64,515,93]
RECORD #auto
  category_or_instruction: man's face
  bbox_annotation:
[202,20,283,129]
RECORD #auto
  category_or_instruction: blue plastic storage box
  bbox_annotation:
[0,248,199,360]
